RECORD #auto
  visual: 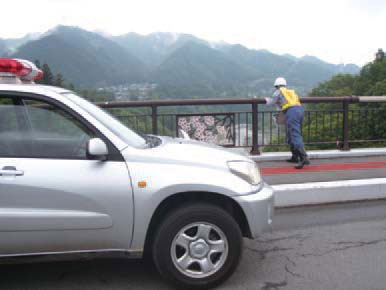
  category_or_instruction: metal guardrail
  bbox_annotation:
[96,96,386,155]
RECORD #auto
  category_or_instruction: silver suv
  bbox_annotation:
[0,58,274,289]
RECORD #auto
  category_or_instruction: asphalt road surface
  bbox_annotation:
[1,200,386,290]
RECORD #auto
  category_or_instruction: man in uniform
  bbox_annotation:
[265,77,310,169]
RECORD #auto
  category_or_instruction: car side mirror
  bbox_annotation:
[87,138,108,160]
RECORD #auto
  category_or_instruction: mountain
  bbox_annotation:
[300,55,327,65]
[301,55,359,74]
[152,42,258,97]
[12,26,147,86]
[7,25,361,96]
[0,39,8,56]
[282,53,298,62]
[1,33,43,56]
[217,44,360,94]
[218,44,293,77]
[153,42,254,85]
[3,33,42,53]
[112,32,207,67]
[335,63,360,75]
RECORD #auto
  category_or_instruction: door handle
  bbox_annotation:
[0,166,24,176]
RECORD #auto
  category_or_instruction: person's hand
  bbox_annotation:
[264,97,270,104]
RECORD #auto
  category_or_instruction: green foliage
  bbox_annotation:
[310,59,386,98]
[354,60,386,96]
[372,79,386,96]
[54,73,64,87]
[41,63,54,85]
[304,58,386,149]
[309,74,356,97]
[34,60,66,88]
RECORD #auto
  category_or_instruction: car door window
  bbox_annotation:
[0,98,19,131]
[22,99,95,159]
[0,97,95,159]
[0,97,24,157]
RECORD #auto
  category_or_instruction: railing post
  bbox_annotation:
[250,102,260,155]
[342,100,350,151]
[151,105,158,135]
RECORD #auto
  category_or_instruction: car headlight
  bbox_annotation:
[227,161,262,185]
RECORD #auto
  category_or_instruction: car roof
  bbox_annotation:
[0,83,72,96]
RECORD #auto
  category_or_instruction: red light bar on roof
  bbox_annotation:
[0,58,43,83]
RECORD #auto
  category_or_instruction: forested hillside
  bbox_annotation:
[12,26,147,87]
[3,26,360,98]
[304,56,386,149]
[310,57,386,97]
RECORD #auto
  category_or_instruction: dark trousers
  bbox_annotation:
[285,106,305,151]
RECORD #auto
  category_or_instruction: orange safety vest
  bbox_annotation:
[280,88,301,110]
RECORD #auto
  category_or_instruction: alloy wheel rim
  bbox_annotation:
[171,222,229,278]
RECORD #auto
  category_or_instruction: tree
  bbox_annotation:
[68,83,75,91]
[35,62,54,85]
[371,79,386,96]
[354,59,386,96]
[41,63,54,85]
[54,73,64,87]
[303,57,386,149]
[34,60,41,69]
[33,60,72,89]
[309,74,356,97]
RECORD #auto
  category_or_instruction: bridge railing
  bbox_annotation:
[96,96,386,155]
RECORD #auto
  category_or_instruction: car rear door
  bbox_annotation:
[0,94,134,256]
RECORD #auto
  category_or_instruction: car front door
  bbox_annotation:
[0,94,134,256]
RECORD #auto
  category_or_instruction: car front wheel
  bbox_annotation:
[152,203,243,289]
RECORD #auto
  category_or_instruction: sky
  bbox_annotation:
[1,0,385,66]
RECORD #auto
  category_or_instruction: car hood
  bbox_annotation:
[123,136,251,169]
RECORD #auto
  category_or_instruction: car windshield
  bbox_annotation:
[63,93,146,148]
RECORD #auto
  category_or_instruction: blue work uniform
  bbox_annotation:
[266,88,305,151]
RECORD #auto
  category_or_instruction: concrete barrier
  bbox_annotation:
[273,178,386,207]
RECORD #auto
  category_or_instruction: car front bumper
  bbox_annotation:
[233,183,274,239]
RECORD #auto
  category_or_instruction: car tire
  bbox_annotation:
[152,203,243,289]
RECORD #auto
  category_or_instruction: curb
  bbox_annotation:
[272,178,386,208]
[250,148,386,162]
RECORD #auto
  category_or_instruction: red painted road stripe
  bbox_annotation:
[261,161,386,176]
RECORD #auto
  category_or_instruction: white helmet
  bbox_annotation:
[274,77,287,87]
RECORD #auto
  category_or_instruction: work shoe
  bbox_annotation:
[294,149,310,169]
[286,149,299,163]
